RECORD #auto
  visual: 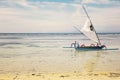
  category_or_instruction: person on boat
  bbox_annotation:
[102,44,107,49]
[96,43,107,49]
[90,43,95,47]
[71,41,79,48]
[81,44,86,47]
[96,43,99,46]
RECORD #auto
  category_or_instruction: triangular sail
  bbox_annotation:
[80,19,100,44]
[81,5,101,45]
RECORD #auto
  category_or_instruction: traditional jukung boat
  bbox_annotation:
[72,6,106,50]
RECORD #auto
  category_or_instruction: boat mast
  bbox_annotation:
[82,5,101,45]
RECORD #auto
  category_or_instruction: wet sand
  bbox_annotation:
[0,72,120,80]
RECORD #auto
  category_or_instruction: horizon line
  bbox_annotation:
[0,32,120,34]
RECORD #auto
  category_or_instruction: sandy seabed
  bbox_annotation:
[0,71,120,80]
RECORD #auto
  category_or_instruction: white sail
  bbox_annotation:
[80,19,100,43]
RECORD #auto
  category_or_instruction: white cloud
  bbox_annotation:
[0,0,120,33]
[85,7,120,32]
[74,0,120,6]
[82,0,110,4]
[0,2,76,33]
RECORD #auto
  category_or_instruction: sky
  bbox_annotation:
[0,0,120,33]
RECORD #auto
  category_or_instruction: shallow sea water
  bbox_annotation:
[0,33,120,74]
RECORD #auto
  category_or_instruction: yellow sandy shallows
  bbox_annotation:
[0,72,120,80]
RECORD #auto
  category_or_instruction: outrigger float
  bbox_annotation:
[65,6,119,51]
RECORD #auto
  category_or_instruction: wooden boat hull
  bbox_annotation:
[63,46,119,51]
[75,46,105,51]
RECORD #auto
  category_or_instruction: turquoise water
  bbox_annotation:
[0,33,120,73]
